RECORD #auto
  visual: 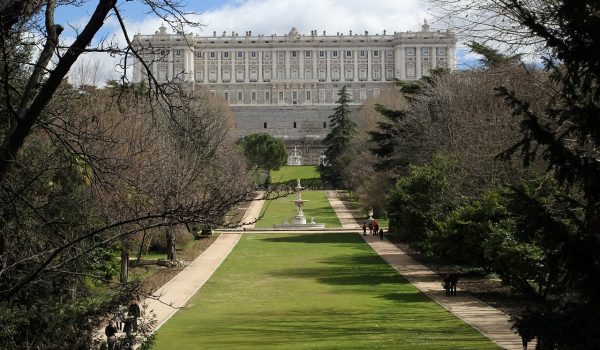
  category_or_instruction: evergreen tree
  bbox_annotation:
[492,1,600,348]
[320,86,357,186]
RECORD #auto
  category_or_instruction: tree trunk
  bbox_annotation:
[166,226,177,261]
[119,236,131,284]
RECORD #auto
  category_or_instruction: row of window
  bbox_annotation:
[150,47,448,61]
[195,49,394,60]
[218,88,376,104]
[261,121,328,129]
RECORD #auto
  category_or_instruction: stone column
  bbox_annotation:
[354,50,358,81]
[272,51,278,82]
[340,49,345,82]
[431,46,437,71]
[217,50,222,83]
[367,50,372,81]
[381,49,385,80]
[299,50,304,80]
[398,45,406,80]
[285,50,291,80]
[326,50,331,82]
[312,49,317,81]
[203,52,208,82]
[416,46,422,79]
[258,51,263,82]
[167,49,173,80]
[231,52,234,82]
[244,50,249,83]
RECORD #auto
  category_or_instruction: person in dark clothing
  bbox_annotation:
[442,274,451,296]
[379,227,384,240]
[105,320,117,350]
[449,273,459,296]
[373,220,379,235]
[128,299,141,332]
[362,222,367,235]
[368,222,373,235]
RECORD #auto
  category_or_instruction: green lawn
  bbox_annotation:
[255,190,341,228]
[152,233,499,349]
[270,165,320,185]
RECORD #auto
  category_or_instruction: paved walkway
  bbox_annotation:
[241,192,266,229]
[143,233,241,332]
[326,191,523,350]
[326,190,361,229]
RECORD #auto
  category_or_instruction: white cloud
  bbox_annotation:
[190,0,429,36]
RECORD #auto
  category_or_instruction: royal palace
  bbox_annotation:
[132,21,457,165]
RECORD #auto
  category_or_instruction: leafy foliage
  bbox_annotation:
[386,154,460,249]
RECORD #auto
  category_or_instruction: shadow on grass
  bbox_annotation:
[261,232,362,244]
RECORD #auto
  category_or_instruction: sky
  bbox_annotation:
[53,0,478,85]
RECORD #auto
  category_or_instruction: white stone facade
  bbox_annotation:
[131,22,456,164]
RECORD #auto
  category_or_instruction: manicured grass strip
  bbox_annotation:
[153,233,499,350]
[255,190,341,228]
[270,165,320,184]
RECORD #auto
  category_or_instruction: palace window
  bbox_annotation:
[436,47,446,55]
[279,91,284,101]
[293,122,297,128]
[305,51,311,58]
[291,51,298,58]
[223,92,229,101]
[238,91,243,101]
[346,50,352,58]
[237,51,244,59]
[264,51,271,59]
[323,122,327,128]
[421,47,430,56]
[264,122,268,128]
[251,51,257,58]
[332,50,338,58]
[195,51,203,58]
[373,50,379,57]
[265,91,270,102]
[210,51,216,59]
[319,50,326,58]
[251,91,256,101]
[277,51,285,59]
[306,91,311,101]
[360,50,366,58]
[223,51,229,59]
[406,48,415,56]
[174,49,181,57]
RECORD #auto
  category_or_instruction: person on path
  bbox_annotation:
[368,222,373,235]
[379,227,384,240]
[128,298,141,332]
[373,220,379,235]
[114,304,125,331]
[449,273,459,296]
[362,222,367,235]
[443,274,451,296]
[105,320,117,350]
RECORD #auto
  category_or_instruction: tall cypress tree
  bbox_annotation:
[320,85,357,186]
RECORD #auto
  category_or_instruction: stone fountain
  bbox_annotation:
[273,179,325,229]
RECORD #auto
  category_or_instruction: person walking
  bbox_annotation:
[449,273,459,296]
[442,274,451,296]
[368,222,373,235]
[362,222,367,235]
[373,220,379,235]
[128,298,141,332]
[379,227,384,240]
[105,320,117,350]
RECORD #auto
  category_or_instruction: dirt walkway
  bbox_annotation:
[241,192,266,229]
[326,190,360,229]
[142,233,241,332]
[327,191,523,350]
